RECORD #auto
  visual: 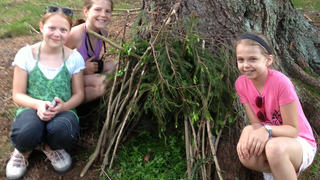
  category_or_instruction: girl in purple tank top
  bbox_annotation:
[65,0,117,105]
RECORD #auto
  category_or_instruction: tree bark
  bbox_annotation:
[142,0,320,179]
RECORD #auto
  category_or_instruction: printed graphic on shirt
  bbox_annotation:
[271,109,283,125]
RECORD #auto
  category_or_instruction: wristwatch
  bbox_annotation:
[264,125,272,138]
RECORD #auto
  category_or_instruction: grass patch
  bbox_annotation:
[0,0,139,38]
[300,152,320,179]
[105,130,187,180]
[291,0,320,11]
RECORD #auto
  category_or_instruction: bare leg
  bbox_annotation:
[239,137,303,180]
[266,137,302,180]
[239,149,271,173]
[103,61,117,74]
[83,74,111,104]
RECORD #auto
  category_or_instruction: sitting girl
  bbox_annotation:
[235,32,317,180]
[6,6,85,180]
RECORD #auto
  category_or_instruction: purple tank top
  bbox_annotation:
[78,24,102,61]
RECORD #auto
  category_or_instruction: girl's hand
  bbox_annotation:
[247,126,269,156]
[83,56,97,75]
[47,97,64,116]
[237,126,253,159]
[37,101,54,121]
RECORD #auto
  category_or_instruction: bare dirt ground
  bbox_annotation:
[0,12,138,180]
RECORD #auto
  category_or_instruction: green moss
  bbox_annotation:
[303,68,319,79]
[304,84,320,97]
[292,0,320,11]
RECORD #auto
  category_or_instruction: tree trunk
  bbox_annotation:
[141,0,320,179]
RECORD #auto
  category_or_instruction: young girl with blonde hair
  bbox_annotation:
[6,6,85,180]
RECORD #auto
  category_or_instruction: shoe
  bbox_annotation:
[43,149,72,174]
[6,149,31,180]
[79,117,92,130]
[263,172,274,180]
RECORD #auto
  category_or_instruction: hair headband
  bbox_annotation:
[238,34,271,55]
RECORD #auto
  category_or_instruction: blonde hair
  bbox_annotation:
[84,0,114,11]
[236,32,273,57]
[41,10,73,30]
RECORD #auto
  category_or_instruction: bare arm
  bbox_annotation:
[272,101,299,137]
[237,103,265,159]
[66,71,85,109]
[244,101,299,156]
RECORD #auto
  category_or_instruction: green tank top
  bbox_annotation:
[15,42,78,121]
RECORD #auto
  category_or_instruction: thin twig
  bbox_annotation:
[201,120,207,179]
[109,64,147,169]
[105,15,129,133]
[113,12,140,16]
[215,112,229,150]
[188,116,206,179]
[73,8,141,12]
[206,120,223,180]
[100,130,108,161]
[24,22,40,34]
[80,121,106,177]
[85,28,141,59]
[114,8,141,12]
[185,116,192,178]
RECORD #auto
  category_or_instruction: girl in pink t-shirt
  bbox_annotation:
[235,32,316,180]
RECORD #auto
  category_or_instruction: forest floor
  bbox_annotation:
[0,6,320,180]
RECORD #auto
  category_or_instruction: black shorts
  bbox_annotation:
[91,59,104,73]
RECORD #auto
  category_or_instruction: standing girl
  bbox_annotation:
[65,0,116,104]
[235,32,317,180]
[6,6,85,180]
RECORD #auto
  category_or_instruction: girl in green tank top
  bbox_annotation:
[6,6,85,180]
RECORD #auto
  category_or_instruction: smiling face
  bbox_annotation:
[236,43,273,83]
[40,13,71,49]
[84,0,112,31]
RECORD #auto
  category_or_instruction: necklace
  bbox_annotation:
[85,31,106,59]
[37,41,65,61]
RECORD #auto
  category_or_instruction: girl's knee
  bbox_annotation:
[239,156,258,170]
[46,112,79,149]
[265,139,285,163]
[10,121,45,151]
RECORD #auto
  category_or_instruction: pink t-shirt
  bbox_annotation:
[235,69,316,148]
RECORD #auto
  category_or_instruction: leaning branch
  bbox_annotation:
[85,28,141,59]
[206,120,223,180]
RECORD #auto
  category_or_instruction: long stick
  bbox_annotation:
[108,64,147,169]
[107,15,130,136]
[206,120,223,180]
[188,116,206,179]
[85,28,141,59]
[80,121,106,177]
[201,120,207,179]
[184,116,192,178]
[215,112,229,150]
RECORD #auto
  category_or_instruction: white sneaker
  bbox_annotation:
[263,172,274,180]
[6,148,31,180]
[43,149,72,174]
